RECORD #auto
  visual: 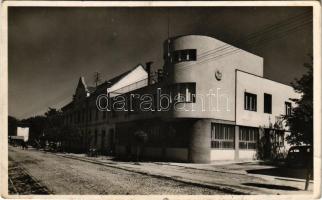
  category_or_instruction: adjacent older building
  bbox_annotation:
[62,35,300,163]
[61,64,148,153]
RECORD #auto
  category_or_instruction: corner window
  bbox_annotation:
[239,127,258,149]
[244,92,257,111]
[285,102,292,116]
[211,123,235,149]
[173,49,197,63]
[264,93,272,114]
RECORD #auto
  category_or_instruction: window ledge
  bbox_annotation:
[244,109,257,112]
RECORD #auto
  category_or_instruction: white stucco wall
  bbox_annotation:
[211,149,235,161]
[239,150,257,160]
[236,70,301,129]
[167,35,264,122]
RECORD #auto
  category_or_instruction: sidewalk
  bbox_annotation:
[162,161,314,183]
[55,152,313,195]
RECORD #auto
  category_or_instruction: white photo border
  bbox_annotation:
[0,1,320,199]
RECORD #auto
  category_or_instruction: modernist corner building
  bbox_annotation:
[61,35,300,163]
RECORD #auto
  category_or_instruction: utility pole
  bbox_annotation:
[93,72,102,87]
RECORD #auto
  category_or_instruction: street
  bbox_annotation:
[9,147,226,195]
[8,146,313,195]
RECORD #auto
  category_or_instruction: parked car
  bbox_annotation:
[44,142,61,152]
[87,148,98,157]
[286,145,313,168]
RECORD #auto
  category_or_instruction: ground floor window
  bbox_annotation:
[94,129,98,146]
[211,123,235,149]
[239,126,258,149]
[101,130,106,150]
[147,125,161,145]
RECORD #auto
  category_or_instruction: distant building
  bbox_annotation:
[9,127,29,146]
[61,35,300,163]
[17,127,29,142]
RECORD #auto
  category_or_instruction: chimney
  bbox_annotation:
[145,61,153,85]
[157,69,164,82]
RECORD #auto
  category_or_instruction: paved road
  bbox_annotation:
[9,147,226,195]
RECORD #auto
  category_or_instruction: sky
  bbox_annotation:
[8,6,313,119]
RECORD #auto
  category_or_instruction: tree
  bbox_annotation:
[44,107,82,152]
[20,115,47,142]
[15,107,78,152]
[283,56,313,190]
[8,116,19,136]
[284,56,313,146]
[44,107,65,146]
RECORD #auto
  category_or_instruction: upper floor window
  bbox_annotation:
[74,112,77,124]
[285,102,292,116]
[244,92,257,111]
[82,109,85,123]
[173,49,197,63]
[264,93,272,114]
[69,115,72,124]
[77,111,81,123]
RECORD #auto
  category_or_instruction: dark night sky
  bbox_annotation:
[8,6,313,119]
